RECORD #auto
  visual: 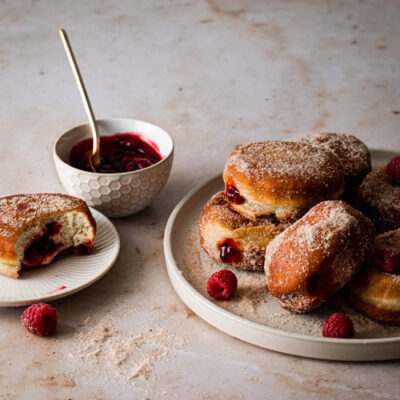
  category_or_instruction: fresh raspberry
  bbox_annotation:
[322,313,354,338]
[373,247,400,274]
[207,270,237,300]
[21,303,58,336]
[386,155,400,185]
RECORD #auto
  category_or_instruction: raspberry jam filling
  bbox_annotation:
[218,238,242,264]
[303,274,326,296]
[373,247,400,274]
[74,244,93,255]
[69,132,163,173]
[225,183,245,205]
[23,222,64,267]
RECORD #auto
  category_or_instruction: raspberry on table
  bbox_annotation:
[322,313,354,338]
[21,303,58,336]
[386,155,400,185]
[207,270,238,300]
[373,247,400,274]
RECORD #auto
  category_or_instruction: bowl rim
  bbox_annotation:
[53,118,174,177]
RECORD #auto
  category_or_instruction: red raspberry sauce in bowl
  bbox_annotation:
[69,132,163,173]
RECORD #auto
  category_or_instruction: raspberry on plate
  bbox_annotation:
[373,247,400,274]
[207,270,238,300]
[322,313,354,338]
[21,303,58,336]
[386,155,400,185]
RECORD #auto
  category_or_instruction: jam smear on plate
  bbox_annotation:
[69,132,163,173]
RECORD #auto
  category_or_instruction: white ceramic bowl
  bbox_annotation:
[54,118,174,218]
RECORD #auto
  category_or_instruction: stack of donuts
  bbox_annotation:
[200,132,400,325]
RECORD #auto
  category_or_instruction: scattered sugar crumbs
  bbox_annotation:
[75,309,185,386]
[183,218,400,339]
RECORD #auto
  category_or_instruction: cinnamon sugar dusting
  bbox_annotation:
[75,308,185,386]
[0,193,87,237]
[265,201,362,280]
[182,215,399,338]
[290,132,371,183]
[264,201,375,311]
[226,141,342,184]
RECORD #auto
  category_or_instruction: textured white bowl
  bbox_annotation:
[54,118,173,218]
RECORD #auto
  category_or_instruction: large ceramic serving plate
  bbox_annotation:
[164,149,400,361]
[0,208,120,307]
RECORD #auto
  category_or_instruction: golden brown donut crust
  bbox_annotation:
[223,141,344,221]
[290,132,371,189]
[199,192,290,271]
[0,193,96,266]
[348,229,400,325]
[357,167,400,233]
[264,200,375,312]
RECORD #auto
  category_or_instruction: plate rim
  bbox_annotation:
[163,148,400,360]
[0,207,120,307]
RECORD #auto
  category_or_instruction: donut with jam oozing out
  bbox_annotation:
[0,193,96,279]
[23,223,93,267]
[69,132,163,173]
[199,191,290,272]
[223,141,345,221]
[348,228,400,325]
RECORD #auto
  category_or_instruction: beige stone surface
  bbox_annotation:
[0,0,399,398]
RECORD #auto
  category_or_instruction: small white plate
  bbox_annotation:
[0,208,120,307]
[164,149,400,361]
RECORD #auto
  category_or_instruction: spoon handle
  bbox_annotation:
[59,28,101,166]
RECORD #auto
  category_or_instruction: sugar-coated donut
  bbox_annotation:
[223,141,344,221]
[357,167,400,233]
[290,132,371,191]
[0,193,96,278]
[264,200,375,313]
[348,229,400,325]
[199,192,290,271]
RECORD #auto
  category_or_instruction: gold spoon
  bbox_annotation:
[59,28,101,172]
